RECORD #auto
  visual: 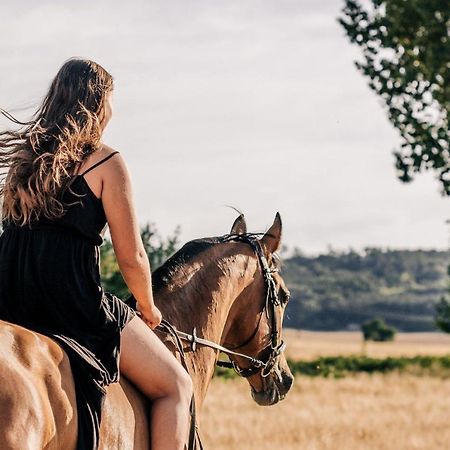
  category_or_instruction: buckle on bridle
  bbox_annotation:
[190,327,198,352]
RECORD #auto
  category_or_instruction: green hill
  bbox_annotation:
[282,248,449,332]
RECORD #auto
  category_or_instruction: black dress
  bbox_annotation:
[0,151,138,450]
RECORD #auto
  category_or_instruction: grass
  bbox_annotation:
[283,329,450,360]
[200,331,450,449]
[200,373,450,450]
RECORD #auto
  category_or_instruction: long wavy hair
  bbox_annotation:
[0,57,114,228]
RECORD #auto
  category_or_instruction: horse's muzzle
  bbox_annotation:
[250,368,294,406]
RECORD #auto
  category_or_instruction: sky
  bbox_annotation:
[1,0,448,257]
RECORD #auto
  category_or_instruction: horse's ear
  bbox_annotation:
[260,212,282,254]
[230,214,247,235]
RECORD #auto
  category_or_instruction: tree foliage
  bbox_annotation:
[100,222,181,298]
[339,0,450,195]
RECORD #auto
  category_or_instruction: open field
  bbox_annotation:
[200,331,450,449]
[283,329,450,360]
[200,373,450,450]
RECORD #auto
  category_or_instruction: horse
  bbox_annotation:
[0,212,294,449]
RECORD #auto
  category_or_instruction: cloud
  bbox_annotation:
[1,0,448,254]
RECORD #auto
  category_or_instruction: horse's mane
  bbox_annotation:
[151,236,221,291]
[151,232,281,292]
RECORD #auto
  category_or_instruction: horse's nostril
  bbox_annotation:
[286,375,294,389]
[282,374,294,391]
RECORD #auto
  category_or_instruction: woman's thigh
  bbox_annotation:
[119,315,189,399]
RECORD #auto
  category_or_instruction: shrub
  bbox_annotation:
[361,317,396,342]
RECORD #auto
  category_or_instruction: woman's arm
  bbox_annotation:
[101,149,161,328]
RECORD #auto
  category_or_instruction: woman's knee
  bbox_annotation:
[163,365,193,404]
[178,368,193,402]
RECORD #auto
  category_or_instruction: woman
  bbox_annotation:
[0,57,193,450]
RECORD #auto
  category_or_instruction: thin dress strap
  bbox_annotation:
[79,151,120,176]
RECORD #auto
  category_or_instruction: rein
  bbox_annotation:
[157,317,286,378]
[129,232,287,450]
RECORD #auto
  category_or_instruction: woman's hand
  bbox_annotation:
[137,302,162,329]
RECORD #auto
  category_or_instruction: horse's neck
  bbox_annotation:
[154,247,254,408]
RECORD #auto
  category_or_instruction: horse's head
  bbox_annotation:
[220,212,294,406]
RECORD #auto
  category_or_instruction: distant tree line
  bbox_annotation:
[282,247,449,331]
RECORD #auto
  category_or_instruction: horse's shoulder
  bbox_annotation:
[99,375,150,449]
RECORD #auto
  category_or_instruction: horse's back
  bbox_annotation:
[0,320,78,450]
[0,319,150,450]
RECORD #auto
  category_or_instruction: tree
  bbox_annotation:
[100,221,181,297]
[139,222,182,270]
[339,0,450,196]
[435,296,450,333]
[361,317,396,341]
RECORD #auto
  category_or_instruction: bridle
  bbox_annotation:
[127,232,289,449]
[156,232,287,379]
[214,233,287,378]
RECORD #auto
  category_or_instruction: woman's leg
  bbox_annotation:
[119,315,193,450]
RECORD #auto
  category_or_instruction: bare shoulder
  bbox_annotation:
[98,144,132,191]
[98,143,129,174]
[91,143,128,176]
[78,143,121,174]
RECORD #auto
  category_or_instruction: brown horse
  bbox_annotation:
[0,212,293,449]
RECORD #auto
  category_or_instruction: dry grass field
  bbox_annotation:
[283,329,450,360]
[200,331,450,450]
[200,374,450,450]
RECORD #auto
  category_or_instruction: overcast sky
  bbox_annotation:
[1,0,448,256]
